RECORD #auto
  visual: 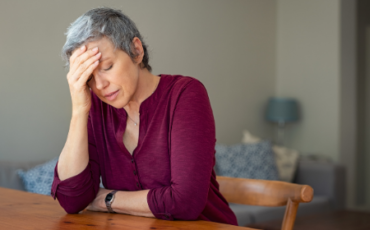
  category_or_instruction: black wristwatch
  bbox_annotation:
[105,190,118,213]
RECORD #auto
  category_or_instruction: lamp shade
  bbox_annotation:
[265,97,299,123]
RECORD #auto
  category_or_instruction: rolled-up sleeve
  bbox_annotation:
[147,80,216,220]
[51,116,101,214]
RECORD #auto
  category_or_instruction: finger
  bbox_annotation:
[71,52,101,82]
[68,46,87,76]
[70,46,99,75]
[69,45,86,66]
[73,47,99,68]
[68,50,101,83]
[75,60,99,88]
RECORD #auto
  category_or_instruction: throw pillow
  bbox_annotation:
[17,157,58,195]
[242,130,261,143]
[215,142,279,180]
[272,145,299,182]
[242,130,299,182]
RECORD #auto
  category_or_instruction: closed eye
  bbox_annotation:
[104,65,113,71]
[87,75,93,83]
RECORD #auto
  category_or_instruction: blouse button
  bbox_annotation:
[133,170,137,175]
[131,158,134,163]
[136,182,140,188]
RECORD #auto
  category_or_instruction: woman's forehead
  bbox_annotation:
[86,37,115,54]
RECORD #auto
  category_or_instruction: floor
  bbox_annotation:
[247,210,370,230]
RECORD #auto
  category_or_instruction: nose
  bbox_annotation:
[93,72,109,90]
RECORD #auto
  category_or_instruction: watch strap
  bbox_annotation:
[105,190,118,213]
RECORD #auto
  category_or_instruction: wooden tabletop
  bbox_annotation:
[0,187,257,230]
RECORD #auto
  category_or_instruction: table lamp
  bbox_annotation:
[265,97,299,145]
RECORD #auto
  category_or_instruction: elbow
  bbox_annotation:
[172,197,207,220]
[149,187,208,221]
[180,211,202,221]
[54,184,98,214]
[170,207,203,221]
[64,208,81,214]
[155,206,203,221]
[61,202,86,214]
[184,206,205,220]
[56,194,91,214]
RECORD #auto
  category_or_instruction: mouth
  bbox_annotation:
[104,90,119,101]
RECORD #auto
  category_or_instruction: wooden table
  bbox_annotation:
[0,187,257,230]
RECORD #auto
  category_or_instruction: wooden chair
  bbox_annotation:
[217,176,314,230]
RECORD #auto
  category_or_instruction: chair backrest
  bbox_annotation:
[217,176,314,230]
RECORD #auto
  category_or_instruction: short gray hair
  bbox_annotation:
[62,7,151,71]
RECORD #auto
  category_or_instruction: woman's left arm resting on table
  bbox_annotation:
[87,188,154,217]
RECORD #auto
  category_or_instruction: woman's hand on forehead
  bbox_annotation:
[66,45,102,116]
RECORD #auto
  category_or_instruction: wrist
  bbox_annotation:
[101,197,109,212]
[71,110,89,119]
[71,112,89,124]
[105,190,118,213]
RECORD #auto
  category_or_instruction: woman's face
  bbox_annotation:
[85,36,142,109]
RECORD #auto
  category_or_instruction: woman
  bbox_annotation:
[51,7,237,225]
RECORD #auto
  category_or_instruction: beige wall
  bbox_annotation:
[275,0,341,161]
[276,0,357,208]
[340,0,357,209]
[0,0,277,161]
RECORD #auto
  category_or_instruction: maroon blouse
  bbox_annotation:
[51,74,237,225]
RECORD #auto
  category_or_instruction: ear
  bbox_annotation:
[132,37,144,65]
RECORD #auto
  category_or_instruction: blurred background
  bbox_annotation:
[0,0,368,212]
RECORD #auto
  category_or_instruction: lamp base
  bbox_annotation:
[275,122,285,146]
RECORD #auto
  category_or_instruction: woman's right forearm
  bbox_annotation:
[57,45,100,181]
[57,113,90,181]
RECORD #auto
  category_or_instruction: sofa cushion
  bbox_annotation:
[215,142,279,180]
[229,196,332,226]
[228,202,255,226]
[242,130,299,182]
[17,157,58,195]
[294,160,346,209]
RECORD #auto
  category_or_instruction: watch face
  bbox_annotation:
[105,193,114,202]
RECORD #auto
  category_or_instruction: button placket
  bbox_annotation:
[131,158,141,190]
